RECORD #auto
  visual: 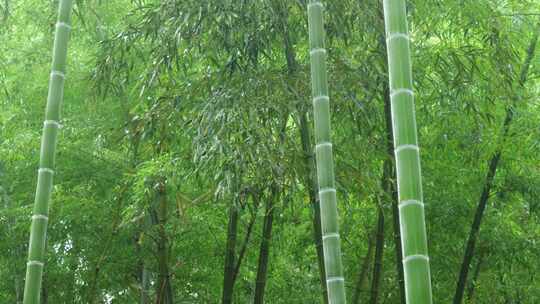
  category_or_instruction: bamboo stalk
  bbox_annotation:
[23,1,73,303]
[352,229,375,304]
[381,0,433,303]
[253,190,277,304]
[307,1,346,303]
[369,208,385,304]
[221,203,239,304]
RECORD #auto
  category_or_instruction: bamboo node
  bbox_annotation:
[313,95,330,104]
[56,22,72,30]
[315,141,332,149]
[386,32,410,43]
[310,48,327,56]
[326,276,345,283]
[322,233,340,240]
[27,260,44,267]
[398,200,424,209]
[390,88,414,99]
[319,187,336,195]
[39,168,55,175]
[50,70,66,79]
[32,214,49,221]
[403,254,429,264]
[395,144,419,154]
[44,120,61,129]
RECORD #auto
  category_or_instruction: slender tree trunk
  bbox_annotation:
[299,111,329,304]
[273,2,328,299]
[23,1,74,302]
[370,91,403,304]
[156,182,173,304]
[140,267,151,304]
[221,191,260,302]
[307,2,347,302]
[40,275,47,304]
[389,195,405,303]
[382,0,435,302]
[286,29,328,303]
[453,152,500,304]
[137,211,153,304]
[453,26,539,304]
[352,230,375,304]
[231,198,259,284]
[466,248,486,302]
[370,208,385,304]
[222,202,239,304]
[280,13,328,302]
[377,5,406,296]
[253,193,276,304]
[15,275,22,304]
[138,209,152,304]
[382,78,406,304]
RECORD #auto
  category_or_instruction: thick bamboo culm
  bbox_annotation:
[382,0,433,303]
[307,1,347,303]
[23,1,74,303]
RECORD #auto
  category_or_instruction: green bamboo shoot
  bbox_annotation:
[382,0,433,303]
[307,2,346,303]
[23,1,74,303]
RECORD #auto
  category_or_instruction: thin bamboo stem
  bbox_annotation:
[382,0,433,303]
[23,1,73,303]
[307,1,346,303]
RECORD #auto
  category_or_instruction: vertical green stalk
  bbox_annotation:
[307,1,346,303]
[382,1,433,303]
[23,1,73,303]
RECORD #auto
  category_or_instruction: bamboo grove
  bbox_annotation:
[1,0,540,303]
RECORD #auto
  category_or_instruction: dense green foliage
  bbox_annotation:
[1,0,540,303]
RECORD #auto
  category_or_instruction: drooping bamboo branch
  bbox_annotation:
[382,0,433,303]
[23,1,74,303]
[307,1,347,303]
